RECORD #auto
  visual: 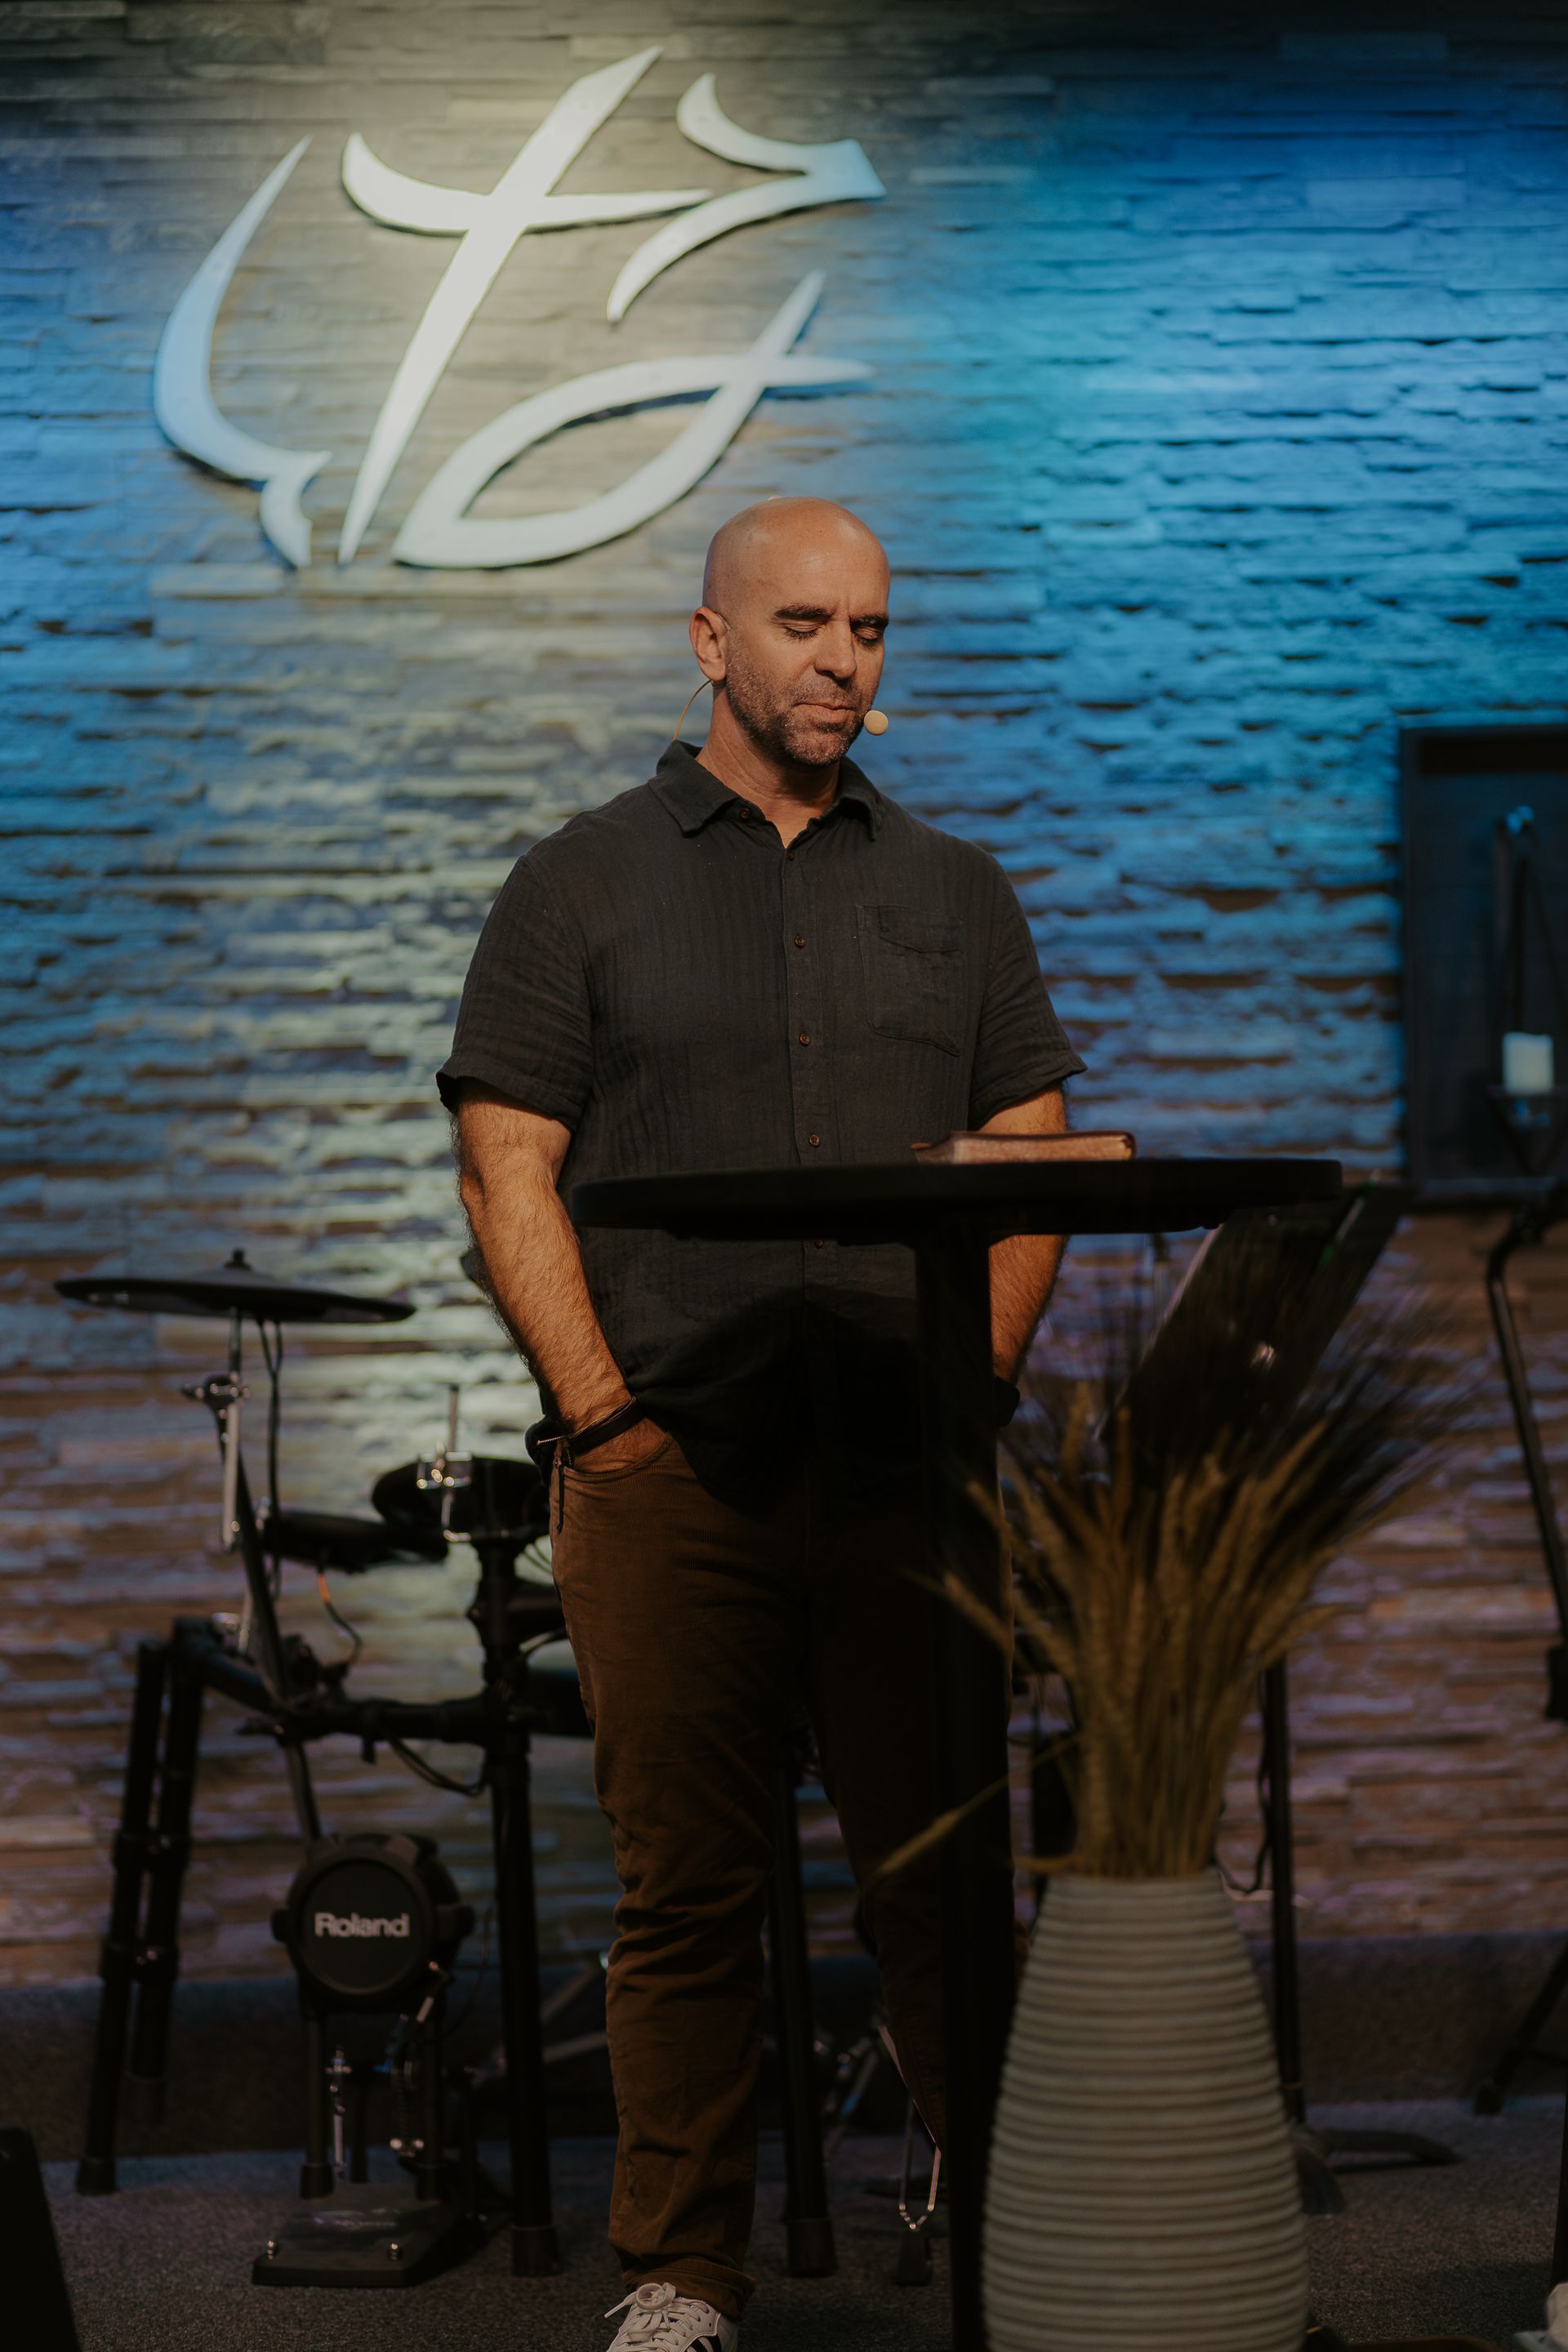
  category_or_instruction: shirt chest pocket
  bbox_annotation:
[856,903,965,1056]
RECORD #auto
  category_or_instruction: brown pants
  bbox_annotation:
[550,1434,960,2320]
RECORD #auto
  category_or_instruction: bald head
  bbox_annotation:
[690,499,890,774]
[702,497,887,612]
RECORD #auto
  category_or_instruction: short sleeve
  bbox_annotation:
[436,853,593,1127]
[968,870,1085,1127]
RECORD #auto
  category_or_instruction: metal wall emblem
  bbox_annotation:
[152,47,883,569]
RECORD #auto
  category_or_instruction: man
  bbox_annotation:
[439,498,1082,2350]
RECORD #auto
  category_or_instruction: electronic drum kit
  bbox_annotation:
[57,1246,597,2287]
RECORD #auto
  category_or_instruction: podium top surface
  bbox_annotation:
[572,1156,1343,1245]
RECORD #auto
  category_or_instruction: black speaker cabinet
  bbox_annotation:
[0,2128,81,2350]
[1400,725,1568,1197]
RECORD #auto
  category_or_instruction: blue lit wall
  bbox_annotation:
[3,6,1568,1978]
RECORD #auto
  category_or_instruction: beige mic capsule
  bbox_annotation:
[862,709,889,735]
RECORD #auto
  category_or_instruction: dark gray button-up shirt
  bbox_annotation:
[439,744,1083,1507]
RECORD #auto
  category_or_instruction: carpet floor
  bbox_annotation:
[42,2100,1564,2350]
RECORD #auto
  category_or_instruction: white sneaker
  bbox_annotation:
[604,2281,738,2350]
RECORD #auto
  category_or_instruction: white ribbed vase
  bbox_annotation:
[984,1869,1307,2352]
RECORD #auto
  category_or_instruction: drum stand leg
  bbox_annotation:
[77,1640,168,2194]
[768,1759,835,2275]
[490,1709,558,2273]
[1261,1659,1458,2204]
[78,1394,323,2194]
[126,1630,206,2113]
[414,2003,450,2205]
[476,1542,560,2278]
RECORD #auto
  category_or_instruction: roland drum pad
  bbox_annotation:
[274,1833,472,2014]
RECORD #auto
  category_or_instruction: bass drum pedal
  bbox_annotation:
[256,1833,477,2289]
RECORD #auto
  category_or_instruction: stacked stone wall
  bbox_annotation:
[2,2,1567,1980]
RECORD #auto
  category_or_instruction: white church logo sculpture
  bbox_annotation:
[152,47,883,569]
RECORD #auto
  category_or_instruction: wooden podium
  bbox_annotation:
[574,1152,1343,2350]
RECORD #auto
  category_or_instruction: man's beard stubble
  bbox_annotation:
[720,642,862,769]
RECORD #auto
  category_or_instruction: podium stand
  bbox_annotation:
[574,1155,1342,2352]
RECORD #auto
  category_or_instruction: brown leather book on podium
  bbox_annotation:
[911,1129,1138,1165]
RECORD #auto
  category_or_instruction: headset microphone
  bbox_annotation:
[862,709,889,735]
[671,675,715,740]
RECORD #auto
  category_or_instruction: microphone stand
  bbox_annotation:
[1260,1659,1456,2207]
[1475,1182,1568,2117]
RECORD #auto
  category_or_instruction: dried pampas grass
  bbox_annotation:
[1002,1238,1459,1882]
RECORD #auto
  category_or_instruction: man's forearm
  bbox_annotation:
[473,1174,629,1425]
[990,1231,1066,1381]
[457,1098,630,1428]
[980,1083,1069,1382]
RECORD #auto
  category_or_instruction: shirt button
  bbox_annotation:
[793,933,805,948]
[786,849,795,862]
[798,1031,810,1046]
[812,1239,826,1250]
[808,1133,821,1147]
